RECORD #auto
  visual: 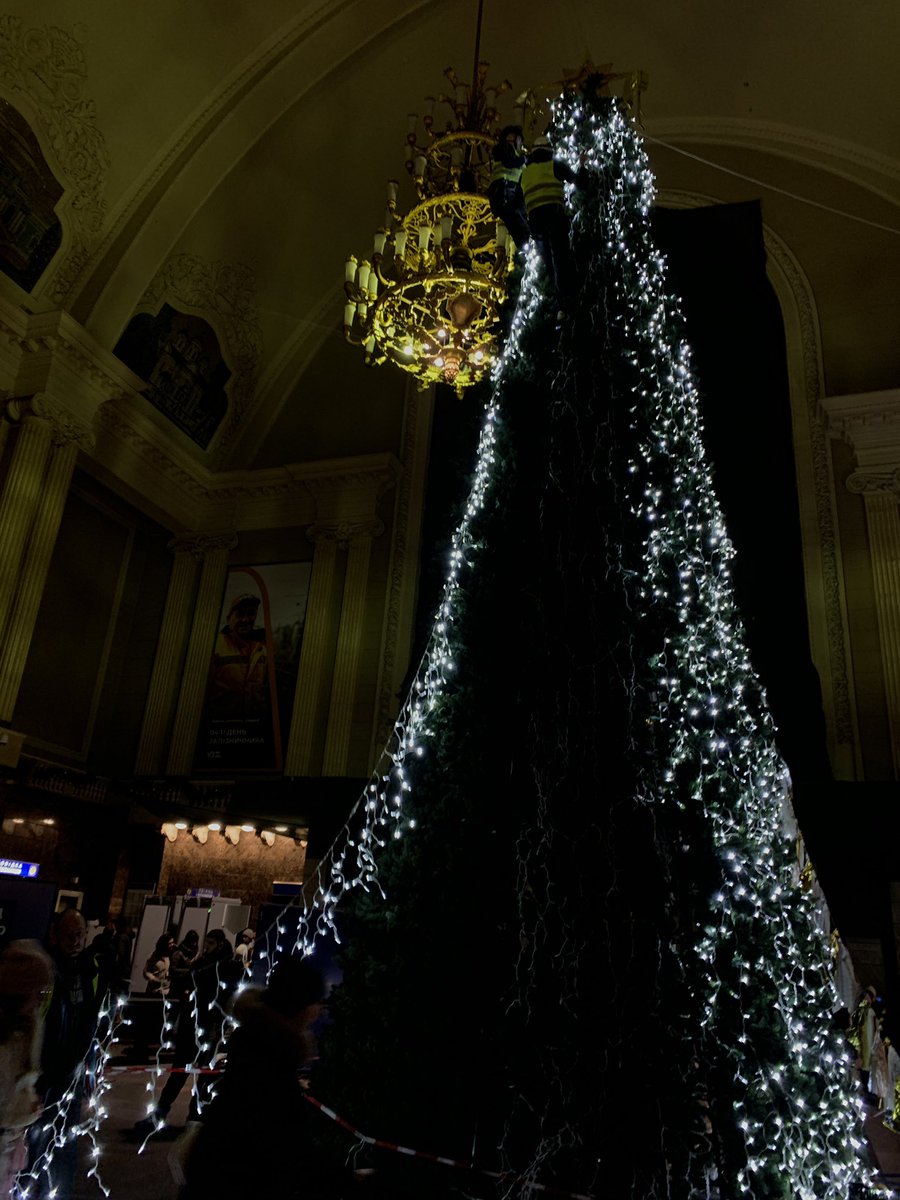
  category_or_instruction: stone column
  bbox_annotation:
[134,537,203,776]
[0,398,94,722]
[165,534,238,776]
[283,529,342,777]
[322,520,383,776]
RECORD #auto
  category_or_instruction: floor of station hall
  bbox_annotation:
[55,1063,900,1198]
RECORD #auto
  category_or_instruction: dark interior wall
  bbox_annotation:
[651,201,830,784]
[14,469,172,775]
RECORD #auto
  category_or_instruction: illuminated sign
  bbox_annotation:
[0,859,39,878]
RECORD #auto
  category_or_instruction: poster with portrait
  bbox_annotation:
[194,562,312,773]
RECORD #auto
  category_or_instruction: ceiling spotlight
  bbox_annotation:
[174,821,188,830]
[208,822,222,832]
[42,818,55,826]
[274,825,288,833]
[241,824,255,833]
[11,817,24,824]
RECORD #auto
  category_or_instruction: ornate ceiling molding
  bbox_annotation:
[646,117,900,206]
[69,0,437,340]
[0,16,110,303]
[94,394,400,532]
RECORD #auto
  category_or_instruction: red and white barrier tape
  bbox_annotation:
[304,1094,595,1200]
[105,1065,594,1198]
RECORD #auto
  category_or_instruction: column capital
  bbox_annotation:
[6,394,96,450]
[306,517,384,549]
[846,469,900,496]
[167,532,239,560]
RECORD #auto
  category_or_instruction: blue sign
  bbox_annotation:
[0,859,39,878]
[187,887,220,898]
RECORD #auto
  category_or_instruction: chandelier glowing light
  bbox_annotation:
[343,54,522,395]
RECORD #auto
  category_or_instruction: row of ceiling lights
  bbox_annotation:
[160,821,308,848]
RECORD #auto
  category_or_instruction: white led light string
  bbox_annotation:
[15,992,123,1199]
[550,91,872,1196]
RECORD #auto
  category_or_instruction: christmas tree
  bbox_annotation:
[314,81,872,1199]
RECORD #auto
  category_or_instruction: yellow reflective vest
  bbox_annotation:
[521,158,564,215]
[490,158,523,186]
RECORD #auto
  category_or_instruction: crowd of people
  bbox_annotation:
[0,911,303,1198]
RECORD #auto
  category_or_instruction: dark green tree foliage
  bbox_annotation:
[318,86,869,1199]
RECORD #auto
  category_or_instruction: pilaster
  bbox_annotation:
[165,534,238,775]
[322,519,384,776]
[0,413,55,638]
[283,531,342,777]
[823,388,900,778]
[850,481,900,776]
[134,538,203,775]
[0,437,79,720]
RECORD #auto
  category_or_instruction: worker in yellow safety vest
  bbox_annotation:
[520,133,581,315]
[488,125,530,250]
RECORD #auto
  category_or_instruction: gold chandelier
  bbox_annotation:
[343,44,519,395]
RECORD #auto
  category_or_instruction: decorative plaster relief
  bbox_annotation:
[135,253,262,461]
[168,531,239,561]
[0,15,109,302]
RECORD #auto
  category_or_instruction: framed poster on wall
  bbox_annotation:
[194,562,312,773]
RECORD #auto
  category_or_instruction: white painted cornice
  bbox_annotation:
[821,389,900,495]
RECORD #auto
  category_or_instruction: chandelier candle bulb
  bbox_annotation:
[496,222,508,249]
[368,275,379,300]
[374,230,387,256]
[423,96,435,118]
[418,225,430,250]
[343,302,355,328]
[394,230,407,258]
[357,261,371,292]
[364,335,375,355]
[387,180,399,205]
[406,112,418,134]
[344,254,357,284]
[451,145,464,168]
[414,154,427,179]
[441,216,452,242]
[357,301,368,320]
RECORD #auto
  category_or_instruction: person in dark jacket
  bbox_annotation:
[520,133,583,315]
[179,957,345,1199]
[25,909,99,1199]
[487,124,530,249]
[133,928,240,1134]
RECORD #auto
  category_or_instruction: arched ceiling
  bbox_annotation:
[9,0,900,470]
